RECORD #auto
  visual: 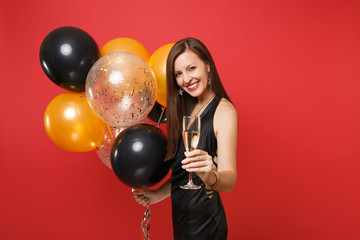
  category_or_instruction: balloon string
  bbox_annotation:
[156,107,165,128]
[141,205,151,240]
[106,124,114,140]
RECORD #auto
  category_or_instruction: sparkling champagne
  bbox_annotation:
[181,115,201,189]
[183,131,200,152]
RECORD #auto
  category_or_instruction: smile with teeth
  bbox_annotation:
[186,81,199,91]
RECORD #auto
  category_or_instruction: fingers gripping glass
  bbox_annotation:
[180,116,201,190]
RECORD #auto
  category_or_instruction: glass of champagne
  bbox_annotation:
[180,116,201,190]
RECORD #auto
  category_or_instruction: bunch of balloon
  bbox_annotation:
[40,26,106,152]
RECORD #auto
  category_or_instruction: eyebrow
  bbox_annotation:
[174,64,193,73]
[186,64,194,70]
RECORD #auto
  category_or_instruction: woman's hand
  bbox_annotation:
[132,179,172,206]
[182,149,217,186]
[132,189,157,206]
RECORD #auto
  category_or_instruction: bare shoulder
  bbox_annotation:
[215,98,238,121]
[214,98,238,134]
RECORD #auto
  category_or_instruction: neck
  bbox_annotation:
[191,90,215,117]
[197,89,215,105]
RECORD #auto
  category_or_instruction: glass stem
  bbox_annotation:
[189,172,193,183]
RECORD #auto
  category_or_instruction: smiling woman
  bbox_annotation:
[132,38,238,240]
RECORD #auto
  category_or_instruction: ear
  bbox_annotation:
[206,63,210,72]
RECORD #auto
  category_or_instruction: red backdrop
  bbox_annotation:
[1,0,360,239]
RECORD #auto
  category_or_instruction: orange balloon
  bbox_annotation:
[44,92,105,152]
[100,37,150,61]
[148,43,174,107]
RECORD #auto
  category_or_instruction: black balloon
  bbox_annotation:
[111,124,170,189]
[147,101,167,123]
[39,26,100,92]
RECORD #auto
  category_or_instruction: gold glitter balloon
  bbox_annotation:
[86,52,157,128]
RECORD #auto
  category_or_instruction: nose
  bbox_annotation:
[183,72,192,84]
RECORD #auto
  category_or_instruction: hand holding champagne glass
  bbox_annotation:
[180,116,201,190]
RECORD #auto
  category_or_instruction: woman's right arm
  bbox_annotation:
[133,178,171,206]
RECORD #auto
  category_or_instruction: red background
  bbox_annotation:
[1,0,360,239]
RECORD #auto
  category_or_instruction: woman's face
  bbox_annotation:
[174,50,210,98]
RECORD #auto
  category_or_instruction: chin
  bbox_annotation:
[186,84,206,98]
[186,90,201,98]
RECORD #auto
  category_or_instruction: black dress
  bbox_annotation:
[171,96,228,240]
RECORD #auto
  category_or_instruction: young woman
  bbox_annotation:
[133,37,238,240]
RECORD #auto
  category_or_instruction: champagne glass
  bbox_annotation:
[180,116,201,190]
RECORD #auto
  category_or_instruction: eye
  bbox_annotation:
[174,72,182,78]
[189,66,196,71]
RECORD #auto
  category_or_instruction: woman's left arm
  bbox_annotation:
[211,99,238,192]
[182,99,238,192]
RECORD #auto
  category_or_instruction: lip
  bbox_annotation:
[186,82,199,91]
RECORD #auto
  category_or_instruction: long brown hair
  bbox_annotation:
[165,37,231,160]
